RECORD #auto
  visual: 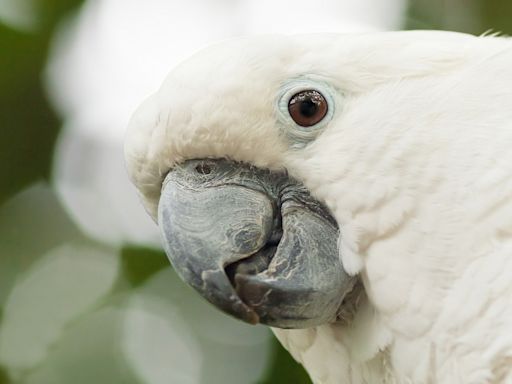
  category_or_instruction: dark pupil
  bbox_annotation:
[299,99,318,117]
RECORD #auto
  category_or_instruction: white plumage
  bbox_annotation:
[125,31,512,383]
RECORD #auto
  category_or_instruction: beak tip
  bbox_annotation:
[247,311,260,325]
[231,298,260,325]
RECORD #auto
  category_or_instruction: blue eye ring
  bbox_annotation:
[276,77,337,148]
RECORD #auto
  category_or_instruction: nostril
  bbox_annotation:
[195,162,212,175]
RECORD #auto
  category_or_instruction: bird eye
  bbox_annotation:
[288,90,328,127]
[277,78,337,148]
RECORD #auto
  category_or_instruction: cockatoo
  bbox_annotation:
[124,31,512,383]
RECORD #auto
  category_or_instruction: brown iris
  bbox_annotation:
[288,90,328,127]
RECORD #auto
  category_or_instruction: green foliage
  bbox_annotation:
[0,365,8,384]
[480,0,512,35]
[0,0,84,204]
[406,0,512,35]
[0,24,59,203]
[121,246,170,287]
[258,338,311,384]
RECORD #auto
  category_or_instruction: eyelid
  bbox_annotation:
[276,77,337,148]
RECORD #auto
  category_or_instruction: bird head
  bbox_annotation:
[125,31,474,328]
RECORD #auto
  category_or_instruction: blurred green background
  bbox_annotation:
[1,1,511,383]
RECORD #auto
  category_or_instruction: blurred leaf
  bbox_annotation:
[36,0,86,31]
[0,182,83,254]
[406,0,512,35]
[22,307,139,384]
[405,0,482,33]
[121,246,169,287]
[0,365,8,384]
[0,242,120,378]
[0,25,59,203]
[257,338,311,384]
[0,183,84,308]
[480,0,512,35]
[404,0,443,30]
[0,0,84,204]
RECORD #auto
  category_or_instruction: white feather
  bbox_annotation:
[125,31,512,383]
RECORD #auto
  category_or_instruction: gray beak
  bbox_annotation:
[158,159,356,329]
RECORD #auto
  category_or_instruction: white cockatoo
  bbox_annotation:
[124,31,512,383]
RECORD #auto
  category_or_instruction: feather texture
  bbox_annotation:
[125,31,512,383]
